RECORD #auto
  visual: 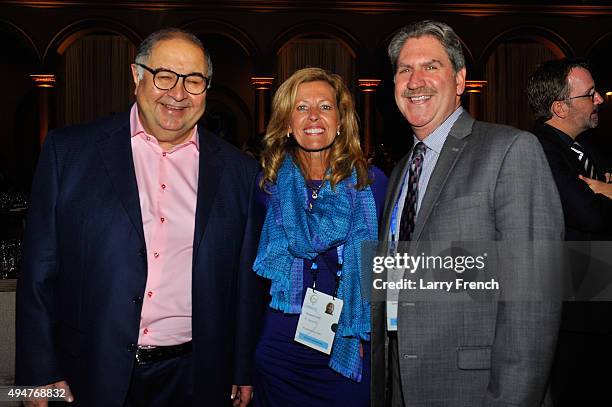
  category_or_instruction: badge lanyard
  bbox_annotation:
[389,165,411,255]
[310,245,344,298]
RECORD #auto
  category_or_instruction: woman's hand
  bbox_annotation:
[579,174,612,199]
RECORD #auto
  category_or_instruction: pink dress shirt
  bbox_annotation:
[130,104,199,346]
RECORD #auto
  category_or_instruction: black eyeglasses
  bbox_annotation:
[561,89,598,103]
[136,63,210,95]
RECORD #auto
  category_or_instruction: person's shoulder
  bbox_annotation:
[368,165,389,185]
[198,128,259,174]
[45,112,129,152]
[473,119,540,148]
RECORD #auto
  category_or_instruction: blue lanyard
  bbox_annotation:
[310,245,344,298]
[389,166,410,249]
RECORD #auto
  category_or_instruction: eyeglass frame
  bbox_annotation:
[135,63,211,95]
[558,89,599,103]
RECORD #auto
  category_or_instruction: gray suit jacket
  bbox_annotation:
[372,111,564,407]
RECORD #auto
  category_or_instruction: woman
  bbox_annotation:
[252,67,387,406]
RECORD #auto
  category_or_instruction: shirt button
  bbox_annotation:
[153,252,159,258]
[160,217,165,223]
[147,291,153,298]
[146,136,151,141]
[161,184,166,190]
[143,328,149,335]
[127,343,137,352]
[162,152,167,157]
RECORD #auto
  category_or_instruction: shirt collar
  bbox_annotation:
[129,103,200,152]
[413,106,464,154]
[536,121,574,148]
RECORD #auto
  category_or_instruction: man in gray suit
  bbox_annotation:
[371,20,564,406]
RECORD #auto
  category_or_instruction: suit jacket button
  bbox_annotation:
[132,296,143,304]
[138,248,146,257]
[127,343,137,352]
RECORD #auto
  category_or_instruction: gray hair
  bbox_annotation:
[388,20,465,74]
[134,27,213,83]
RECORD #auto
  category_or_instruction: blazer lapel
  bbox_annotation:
[412,111,474,241]
[95,113,145,244]
[193,129,223,256]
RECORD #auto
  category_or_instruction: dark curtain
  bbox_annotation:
[483,42,557,131]
[62,34,136,126]
[276,39,356,93]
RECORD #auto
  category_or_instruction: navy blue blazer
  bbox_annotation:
[15,111,267,406]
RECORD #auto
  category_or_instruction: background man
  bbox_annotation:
[15,28,266,407]
[372,20,564,406]
[527,58,612,406]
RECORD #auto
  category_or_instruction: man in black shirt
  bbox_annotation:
[527,58,611,406]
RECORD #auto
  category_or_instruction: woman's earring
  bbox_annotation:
[336,129,340,137]
[287,131,291,138]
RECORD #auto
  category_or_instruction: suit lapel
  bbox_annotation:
[193,129,223,256]
[412,112,474,241]
[96,113,145,244]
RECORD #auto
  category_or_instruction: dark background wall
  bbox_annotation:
[1,0,611,191]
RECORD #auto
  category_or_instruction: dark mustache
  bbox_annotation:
[402,87,437,98]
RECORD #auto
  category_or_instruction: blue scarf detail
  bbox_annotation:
[253,156,377,381]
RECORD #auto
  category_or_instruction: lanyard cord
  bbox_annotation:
[310,245,344,298]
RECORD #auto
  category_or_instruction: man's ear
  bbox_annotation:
[455,67,467,96]
[130,64,140,96]
[551,100,568,119]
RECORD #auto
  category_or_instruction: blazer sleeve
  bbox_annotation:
[232,166,268,385]
[15,132,64,386]
[485,131,563,406]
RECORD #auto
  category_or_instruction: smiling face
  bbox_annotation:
[393,35,466,140]
[288,80,339,153]
[131,37,208,150]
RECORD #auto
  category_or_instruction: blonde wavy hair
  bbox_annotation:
[260,67,369,190]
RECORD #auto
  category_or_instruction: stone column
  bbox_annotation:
[465,80,487,120]
[250,77,274,135]
[358,78,381,158]
[30,74,56,147]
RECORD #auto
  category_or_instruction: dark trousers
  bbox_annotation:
[124,352,194,407]
[388,334,406,407]
[550,331,612,406]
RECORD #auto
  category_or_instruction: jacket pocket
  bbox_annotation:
[456,346,491,370]
[434,193,485,212]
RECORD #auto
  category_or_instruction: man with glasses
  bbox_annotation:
[527,58,612,406]
[16,28,266,407]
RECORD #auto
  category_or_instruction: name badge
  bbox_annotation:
[295,288,343,354]
[387,300,398,331]
[386,266,404,331]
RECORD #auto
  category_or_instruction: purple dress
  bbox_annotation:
[253,167,388,407]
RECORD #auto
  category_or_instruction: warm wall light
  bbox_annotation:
[605,91,612,103]
[30,74,56,88]
[250,77,274,90]
[465,80,487,93]
[358,79,381,93]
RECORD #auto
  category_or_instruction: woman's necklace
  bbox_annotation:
[309,182,323,199]
[306,180,323,210]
